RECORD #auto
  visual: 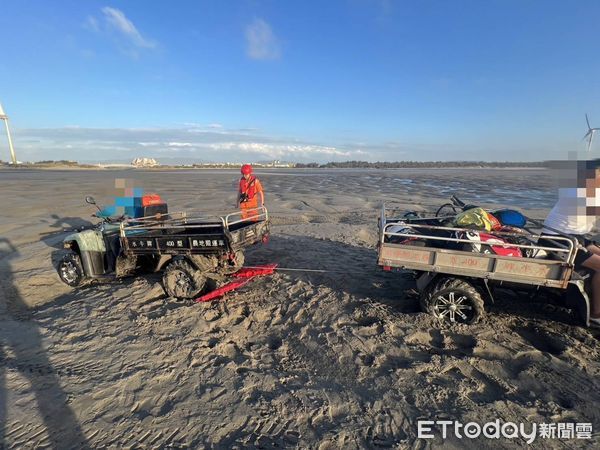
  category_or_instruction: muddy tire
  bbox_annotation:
[57,251,84,287]
[221,250,245,275]
[421,277,484,324]
[162,258,206,299]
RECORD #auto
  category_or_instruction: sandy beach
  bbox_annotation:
[0,167,599,448]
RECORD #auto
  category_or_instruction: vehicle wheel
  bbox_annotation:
[221,250,245,275]
[162,258,206,299]
[421,278,484,324]
[57,251,84,287]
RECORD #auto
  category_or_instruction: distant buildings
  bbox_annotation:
[257,160,294,168]
[194,162,240,167]
[192,160,294,168]
[131,157,159,167]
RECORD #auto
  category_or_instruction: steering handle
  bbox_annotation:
[451,195,466,208]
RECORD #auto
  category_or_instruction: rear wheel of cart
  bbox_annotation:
[162,258,206,299]
[421,277,484,324]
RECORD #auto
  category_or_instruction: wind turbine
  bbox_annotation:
[583,113,600,153]
[0,102,17,164]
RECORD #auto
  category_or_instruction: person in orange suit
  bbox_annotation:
[237,164,264,220]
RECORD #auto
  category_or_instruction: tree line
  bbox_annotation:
[294,161,546,169]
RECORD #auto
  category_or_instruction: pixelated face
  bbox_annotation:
[110,178,144,216]
[243,173,251,180]
[584,169,600,216]
[551,160,600,217]
[113,178,143,197]
[586,168,600,188]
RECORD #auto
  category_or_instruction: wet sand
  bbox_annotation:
[0,168,598,448]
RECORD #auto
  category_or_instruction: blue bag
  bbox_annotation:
[494,209,527,228]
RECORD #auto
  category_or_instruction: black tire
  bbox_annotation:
[421,277,485,324]
[221,250,245,275]
[162,258,206,299]
[57,251,84,287]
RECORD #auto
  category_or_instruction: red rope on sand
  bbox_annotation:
[233,263,278,278]
[195,264,278,303]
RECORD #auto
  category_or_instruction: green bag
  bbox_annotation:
[454,207,494,231]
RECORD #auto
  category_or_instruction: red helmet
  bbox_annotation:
[241,164,253,175]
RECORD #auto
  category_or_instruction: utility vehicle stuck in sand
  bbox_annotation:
[377,196,592,326]
[57,196,270,299]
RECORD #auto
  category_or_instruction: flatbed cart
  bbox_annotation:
[58,200,270,299]
[120,207,270,299]
[377,204,592,326]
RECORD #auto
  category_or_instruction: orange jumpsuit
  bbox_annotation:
[239,176,264,220]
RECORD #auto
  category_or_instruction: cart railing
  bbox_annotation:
[118,207,269,237]
[378,203,583,289]
[124,211,188,224]
[224,206,269,228]
[379,204,580,266]
[382,222,577,263]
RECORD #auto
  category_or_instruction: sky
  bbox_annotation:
[1,0,600,163]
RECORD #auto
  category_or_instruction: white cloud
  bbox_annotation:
[101,7,156,49]
[245,18,280,60]
[13,126,373,163]
[206,142,358,158]
[184,123,258,136]
[84,7,157,57]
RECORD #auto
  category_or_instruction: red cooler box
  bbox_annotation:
[133,194,168,218]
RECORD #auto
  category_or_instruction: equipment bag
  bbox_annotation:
[454,207,501,231]
[494,209,527,228]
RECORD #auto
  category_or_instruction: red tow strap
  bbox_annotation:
[195,264,278,303]
[233,263,278,278]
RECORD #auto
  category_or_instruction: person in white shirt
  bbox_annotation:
[542,161,600,327]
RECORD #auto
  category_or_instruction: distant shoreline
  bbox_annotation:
[1,161,548,171]
[0,165,548,172]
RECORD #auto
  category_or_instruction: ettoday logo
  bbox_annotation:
[417,420,593,443]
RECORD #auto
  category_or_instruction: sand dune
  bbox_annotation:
[0,168,598,448]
